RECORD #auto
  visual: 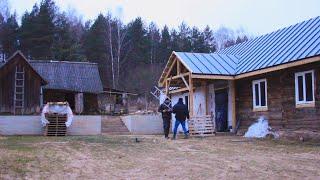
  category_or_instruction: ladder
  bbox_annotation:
[150,86,172,109]
[14,65,25,115]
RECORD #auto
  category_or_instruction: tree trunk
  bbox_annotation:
[108,18,115,89]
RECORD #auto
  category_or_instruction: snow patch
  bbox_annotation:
[244,117,278,138]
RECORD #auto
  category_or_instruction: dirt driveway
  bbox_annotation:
[0,135,319,179]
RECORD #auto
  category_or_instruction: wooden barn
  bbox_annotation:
[0,51,104,115]
[0,51,47,114]
[158,16,320,133]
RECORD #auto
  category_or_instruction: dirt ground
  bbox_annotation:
[0,135,319,180]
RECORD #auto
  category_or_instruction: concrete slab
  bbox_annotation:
[0,115,101,135]
[121,114,163,134]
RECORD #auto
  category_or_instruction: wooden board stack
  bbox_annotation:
[44,113,67,136]
[188,115,215,136]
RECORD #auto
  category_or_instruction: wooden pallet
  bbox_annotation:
[188,115,216,136]
[44,113,67,136]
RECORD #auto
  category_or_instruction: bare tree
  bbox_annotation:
[0,0,10,20]
[107,13,115,89]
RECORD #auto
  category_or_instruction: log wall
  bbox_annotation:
[0,55,42,114]
[236,62,320,131]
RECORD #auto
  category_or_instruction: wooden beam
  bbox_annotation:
[202,81,209,115]
[181,75,189,89]
[164,58,177,80]
[171,72,190,80]
[158,57,177,87]
[165,79,169,95]
[177,60,181,75]
[189,74,194,117]
[192,74,234,80]
[235,56,320,79]
[169,87,189,94]
[231,80,236,131]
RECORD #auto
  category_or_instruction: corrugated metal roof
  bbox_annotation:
[174,52,239,75]
[30,61,103,94]
[174,16,320,76]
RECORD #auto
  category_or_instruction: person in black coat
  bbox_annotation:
[158,98,172,139]
[172,98,190,139]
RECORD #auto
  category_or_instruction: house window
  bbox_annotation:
[295,70,315,107]
[252,79,267,110]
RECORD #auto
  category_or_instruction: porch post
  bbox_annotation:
[189,74,194,116]
[75,93,84,114]
[230,80,236,132]
[201,81,208,115]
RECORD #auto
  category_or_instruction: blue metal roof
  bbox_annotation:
[174,16,320,76]
[174,52,239,75]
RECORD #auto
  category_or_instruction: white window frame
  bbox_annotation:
[295,70,315,106]
[252,78,268,110]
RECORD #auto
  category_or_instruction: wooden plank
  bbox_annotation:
[235,56,320,79]
[177,60,181,75]
[170,72,190,80]
[231,80,236,131]
[169,87,189,94]
[165,79,169,95]
[188,115,215,136]
[181,75,189,89]
[189,75,194,116]
[192,74,234,80]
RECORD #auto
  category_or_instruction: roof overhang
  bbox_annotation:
[0,51,48,85]
[158,54,320,85]
[234,55,320,79]
[158,51,193,87]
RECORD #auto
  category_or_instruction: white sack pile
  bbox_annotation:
[41,103,74,127]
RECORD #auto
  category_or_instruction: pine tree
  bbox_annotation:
[83,14,109,87]
[126,17,149,64]
[178,22,192,51]
[0,13,19,57]
[159,25,171,63]
[147,22,160,64]
[19,0,56,59]
[202,25,216,52]
[53,13,83,61]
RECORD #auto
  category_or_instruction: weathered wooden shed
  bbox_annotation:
[158,16,320,133]
[0,51,104,115]
[0,51,47,114]
[30,60,103,114]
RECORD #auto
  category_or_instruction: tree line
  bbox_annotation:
[0,0,249,94]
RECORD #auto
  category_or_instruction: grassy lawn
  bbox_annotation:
[0,135,319,179]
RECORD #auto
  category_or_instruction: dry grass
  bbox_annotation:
[0,135,319,179]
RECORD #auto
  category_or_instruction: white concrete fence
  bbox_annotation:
[121,114,163,134]
[0,115,101,135]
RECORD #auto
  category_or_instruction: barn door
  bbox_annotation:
[215,89,228,132]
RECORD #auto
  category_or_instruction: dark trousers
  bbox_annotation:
[163,117,171,138]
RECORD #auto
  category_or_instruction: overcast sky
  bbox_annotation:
[8,0,320,35]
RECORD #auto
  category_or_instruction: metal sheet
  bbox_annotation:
[174,16,320,76]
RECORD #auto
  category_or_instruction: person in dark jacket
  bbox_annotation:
[158,98,172,139]
[172,98,190,139]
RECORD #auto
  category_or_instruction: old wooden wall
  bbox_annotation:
[236,61,320,131]
[0,55,42,114]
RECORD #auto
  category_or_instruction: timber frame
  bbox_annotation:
[159,53,320,87]
[158,52,320,131]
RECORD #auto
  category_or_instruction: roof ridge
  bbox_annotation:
[29,60,98,65]
[218,16,320,55]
